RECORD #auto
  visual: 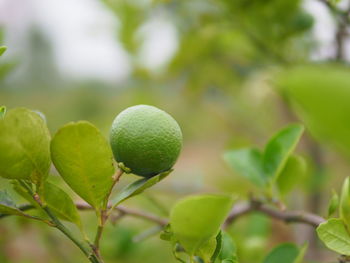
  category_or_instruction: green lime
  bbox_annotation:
[110,105,183,177]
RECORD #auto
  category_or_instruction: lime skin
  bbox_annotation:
[110,105,183,177]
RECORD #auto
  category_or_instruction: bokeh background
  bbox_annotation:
[1,0,350,262]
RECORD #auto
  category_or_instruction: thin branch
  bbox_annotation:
[224,200,325,229]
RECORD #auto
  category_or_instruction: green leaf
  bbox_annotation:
[51,121,115,209]
[218,232,238,263]
[211,231,222,263]
[11,181,41,210]
[0,106,6,119]
[0,190,27,216]
[111,170,171,208]
[317,218,350,255]
[263,124,304,182]
[340,177,350,227]
[223,148,265,186]
[0,46,6,56]
[196,236,217,263]
[42,181,82,227]
[263,243,299,263]
[0,108,51,184]
[328,190,339,218]
[293,243,308,263]
[169,194,234,255]
[277,155,306,196]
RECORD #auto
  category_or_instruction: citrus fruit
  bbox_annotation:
[110,105,183,177]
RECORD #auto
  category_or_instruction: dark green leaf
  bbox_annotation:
[218,232,238,263]
[170,194,234,255]
[0,108,51,185]
[263,124,304,182]
[111,170,171,209]
[317,218,350,255]
[223,148,265,186]
[263,243,299,263]
[51,121,115,209]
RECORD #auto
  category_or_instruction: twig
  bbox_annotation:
[224,200,325,229]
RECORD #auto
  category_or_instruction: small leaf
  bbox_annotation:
[0,108,51,185]
[210,231,222,263]
[111,170,171,208]
[293,243,308,263]
[263,243,299,263]
[51,121,115,209]
[317,218,350,255]
[170,194,234,255]
[0,106,6,119]
[340,177,350,227]
[223,148,265,186]
[0,190,26,216]
[277,155,306,196]
[218,232,238,263]
[42,181,82,227]
[328,190,339,218]
[196,236,217,262]
[263,124,304,182]
[0,46,6,56]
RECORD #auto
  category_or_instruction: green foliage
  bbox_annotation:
[340,177,350,227]
[0,105,6,118]
[0,108,51,184]
[51,121,115,209]
[0,190,29,217]
[317,218,350,255]
[111,170,171,208]
[169,194,234,256]
[0,46,6,56]
[263,243,306,263]
[328,190,339,218]
[42,181,82,228]
[216,232,238,263]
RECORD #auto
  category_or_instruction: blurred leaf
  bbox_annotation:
[42,181,82,228]
[277,154,306,196]
[340,177,350,227]
[0,108,51,185]
[0,190,27,216]
[0,106,6,119]
[169,194,234,255]
[51,121,115,209]
[218,232,238,263]
[197,236,217,263]
[263,243,299,263]
[211,231,222,263]
[328,190,339,218]
[263,124,304,182]
[0,46,6,56]
[317,218,350,255]
[111,170,171,209]
[279,65,350,158]
[294,243,308,263]
[223,148,265,186]
[12,181,41,210]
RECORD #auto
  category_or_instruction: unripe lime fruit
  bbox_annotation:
[110,105,183,177]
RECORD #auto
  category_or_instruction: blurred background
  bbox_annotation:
[1,0,350,262]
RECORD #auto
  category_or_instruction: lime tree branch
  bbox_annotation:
[224,200,325,229]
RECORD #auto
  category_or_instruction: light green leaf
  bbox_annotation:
[293,243,308,263]
[42,181,82,227]
[51,121,115,209]
[0,108,51,185]
[218,232,238,263]
[170,194,234,255]
[263,124,304,181]
[340,177,350,227]
[317,218,350,255]
[0,190,27,216]
[328,190,339,218]
[263,243,299,263]
[277,155,306,196]
[0,106,6,119]
[223,148,265,186]
[111,170,171,208]
[0,46,6,56]
[196,236,217,263]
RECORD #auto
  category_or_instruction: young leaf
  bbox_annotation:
[328,190,339,218]
[0,106,6,119]
[51,121,115,209]
[218,232,238,263]
[0,46,6,56]
[169,194,234,255]
[263,243,299,263]
[277,155,306,197]
[0,190,27,216]
[0,108,51,185]
[196,236,217,263]
[42,181,82,228]
[263,124,304,182]
[293,243,308,263]
[317,218,350,255]
[340,177,350,227]
[223,148,265,187]
[111,170,171,209]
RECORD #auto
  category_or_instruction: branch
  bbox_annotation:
[224,200,325,229]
